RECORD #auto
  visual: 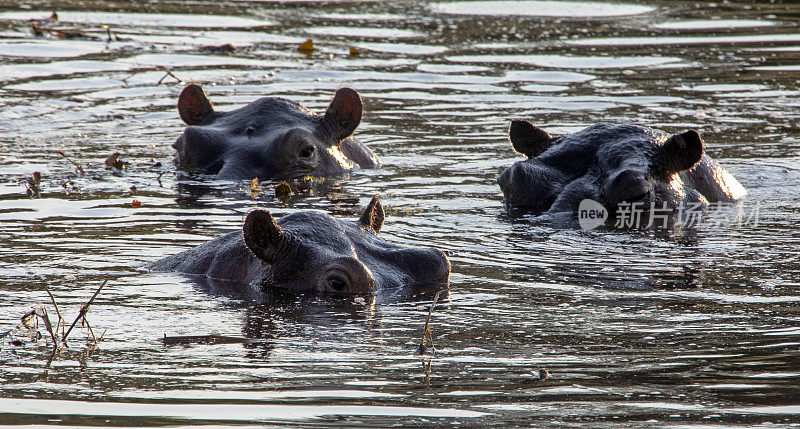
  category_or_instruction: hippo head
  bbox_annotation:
[596,128,704,208]
[174,84,364,180]
[241,196,451,294]
[498,121,707,215]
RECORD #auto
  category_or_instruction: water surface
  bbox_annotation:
[0,0,799,426]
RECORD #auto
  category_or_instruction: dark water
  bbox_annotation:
[1,0,799,426]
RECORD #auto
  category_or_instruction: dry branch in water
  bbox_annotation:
[2,279,110,357]
[161,333,256,345]
[63,279,108,343]
[417,290,444,355]
[156,67,181,85]
[119,66,182,85]
[57,150,85,174]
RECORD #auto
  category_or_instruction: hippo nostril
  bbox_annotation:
[322,260,375,294]
[328,276,348,292]
[245,126,255,137]
[299,145,315,159]
[626,191,649,202]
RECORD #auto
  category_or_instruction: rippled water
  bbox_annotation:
[1,0,799,426]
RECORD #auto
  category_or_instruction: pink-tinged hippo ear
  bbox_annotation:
[323,87,363,142]
[359,195,385,234]
[178,83,214,125]
[655,130,704,174]
[509,119,552,158]
[243,209,286,263]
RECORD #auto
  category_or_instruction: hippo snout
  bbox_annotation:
[603,169,650,204]
[432,248,451,285]
[415,248,451,287]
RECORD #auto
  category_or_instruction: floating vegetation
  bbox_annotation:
[243,177,262,199]
[275,181,292,204]
[349,47,365,58]
[298,39,314,54]
[1,280,108,359]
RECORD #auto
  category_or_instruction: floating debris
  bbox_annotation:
[102,25,124,42]
[275,181,292,203]
[57,150,85,174]
[349,47,365,58]
[105,152,129,171]
[62,279,107,345]
[3,279,107,352]
[298,39,314,54]
[200,43,237,54]
[31,24,99,40]
[155,66,181,85]
[246,177,262,199]
[161,333,257,346]
[417,290,444,355]
[25,172,41,198]
[30,24,44,37]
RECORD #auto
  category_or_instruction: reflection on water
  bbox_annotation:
[0,0,799,426]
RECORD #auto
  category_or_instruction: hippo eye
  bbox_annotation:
[299,145,315,159]
[328,276,348,292]
[245,126,255,137]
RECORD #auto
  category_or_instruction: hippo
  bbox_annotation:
[149,196,450,295]
[498,121,746,220]
[173,84,379,180]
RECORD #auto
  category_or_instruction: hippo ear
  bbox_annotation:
[323,87,363,142]
[654,130,704,174]
[359,195,385,234]
[178,83,214,125]
[509,120,552,158]
[243,209,286,263]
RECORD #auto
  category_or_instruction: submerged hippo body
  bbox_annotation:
[173,84,379,180]
[498,121,746,217]
[149,196,450,295]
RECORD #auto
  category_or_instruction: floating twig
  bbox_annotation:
[156,66,181,85]
[63,279,108,343]
[45,288,65,337]
[57,150,85,174]
[34,306,58,348]
[83,316,97,343]
[161,333,256,345]
[417,290,443,355]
